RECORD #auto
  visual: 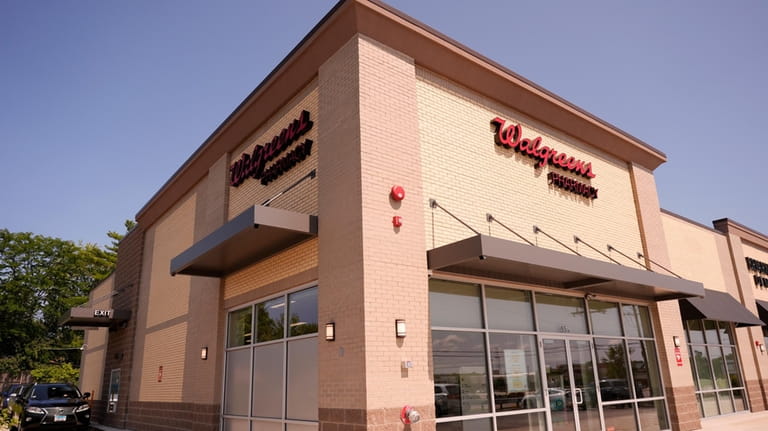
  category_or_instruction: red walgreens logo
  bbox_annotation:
[491,117,596,179]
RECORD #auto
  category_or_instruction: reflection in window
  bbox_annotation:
[627,340,663,398]
[486,287,534,331]
[488,334,542,411]
[622,304,653,338]
[436,417,493,431]
[432,330,491,418]
[257,297,286,342]
[594,338,631,402]
[496,412,546,431]
[685,319,747,417]
[288,288,318,337]
[637,400,669,431]
[589,300,622,336]
[535,293,587,334]
[429,280,483,328]
[228,307,252,347]
[603,403,638,431]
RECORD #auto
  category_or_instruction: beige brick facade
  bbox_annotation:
[417,69,643,265]
[79,2,768,431]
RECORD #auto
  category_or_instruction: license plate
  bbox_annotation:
[54,415,67,422]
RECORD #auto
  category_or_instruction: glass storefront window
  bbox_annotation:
[252,343,284,418]
[486,286,534,331]
[686,319,747,417]
[496,412,546,431]
[288,288,318,337]
[627,340,663,398]
[622,304,653,338]
[637,400,669,431]
[257,297,286,342]
[430,280,483,328]
[602,403,638,431]
[228,307,253,347]
[488,334,542,411]
[436,417,493,431]
[224,349,251,415]
[535,293,587,334]
[429,279,668,430]
[590,301,622,336]
[703,320,719,344]
[433,330,491,417]
[224,286,318,429]
[594,338,631,402]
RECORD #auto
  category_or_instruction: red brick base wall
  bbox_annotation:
[125,401,219,431]
[666,386,701,431]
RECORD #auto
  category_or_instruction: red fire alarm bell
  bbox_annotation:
[390,185,405,201]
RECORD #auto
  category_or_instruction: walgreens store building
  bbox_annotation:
[64,2,768,431]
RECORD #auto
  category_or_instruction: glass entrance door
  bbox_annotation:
[543,338,602,431]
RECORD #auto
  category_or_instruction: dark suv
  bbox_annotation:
[10,383,91,430]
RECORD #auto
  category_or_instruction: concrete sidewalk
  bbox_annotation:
[699,410,768,431]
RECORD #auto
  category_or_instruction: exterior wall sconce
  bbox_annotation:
[673,336,681,348]
[760,344,766,353]
[395,319,407,338]
[325,322,336,341]
[201,346,208,360]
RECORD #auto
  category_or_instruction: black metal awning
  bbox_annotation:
[170,205,318,277]
[679,289,764,327]
[427,234,704,301]
[60,307,131,328]
[753,299,768,326]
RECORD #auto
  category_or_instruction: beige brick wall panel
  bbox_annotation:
[661,213,731,293]
[357,36,431,411]
[223,238,318,301]
[228,82,319,218]
[80,274,114,401]
[417,69,643,266]
[133,182,200,402]
[631,165,698,428]
[181,154,228,404]
[318,35,367,411]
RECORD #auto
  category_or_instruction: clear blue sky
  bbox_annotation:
[1,0,766,247]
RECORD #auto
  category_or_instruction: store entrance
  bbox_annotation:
[542,338,602,431]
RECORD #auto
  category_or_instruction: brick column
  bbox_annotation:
[630,164,700,431]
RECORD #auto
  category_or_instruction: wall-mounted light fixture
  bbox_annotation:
[201,346,208,360]
[760,344,766,354]
[325,322,336,341]
[673,336,681,348]
[395,319,407,338]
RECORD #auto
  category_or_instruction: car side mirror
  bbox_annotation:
[83,392,91,400]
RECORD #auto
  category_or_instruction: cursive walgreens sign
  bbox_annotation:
[491,117,596,179]
[230,110,314,187]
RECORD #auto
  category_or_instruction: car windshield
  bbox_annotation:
[31,385,80,400]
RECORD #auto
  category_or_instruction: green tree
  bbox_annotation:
[0,228,119,377]
[30,362,80,384]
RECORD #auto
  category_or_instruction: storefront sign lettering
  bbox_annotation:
[548,172,598,199]
[491,117,597,179]
[230,110,314,187]
[746,257,768,288]
[94,309,113,318]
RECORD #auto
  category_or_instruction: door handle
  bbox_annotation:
[574,388,583,405]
